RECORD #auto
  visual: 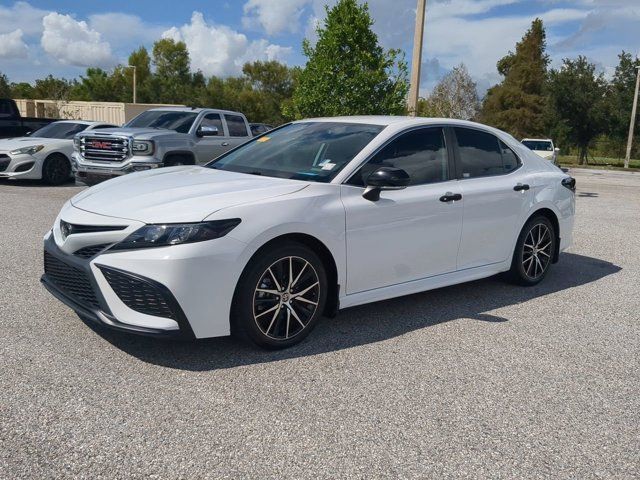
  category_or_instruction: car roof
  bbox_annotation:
[146,106,244,115]
[522,138,552,141]
[50,120,99,126]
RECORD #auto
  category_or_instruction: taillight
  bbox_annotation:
[561,177,576,192]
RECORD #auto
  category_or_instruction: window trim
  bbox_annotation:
[342,125,456,188]
[449,126,522,180]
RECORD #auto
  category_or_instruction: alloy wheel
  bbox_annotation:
[522,223,552,280]
[253,256,320,340]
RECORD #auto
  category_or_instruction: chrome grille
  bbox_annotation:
[79,135,130,162]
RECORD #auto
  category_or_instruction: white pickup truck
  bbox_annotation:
[72,107,253,185]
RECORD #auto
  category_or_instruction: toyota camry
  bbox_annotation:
[42,117,576,348]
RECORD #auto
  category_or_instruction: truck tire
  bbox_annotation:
[164,155,193,167]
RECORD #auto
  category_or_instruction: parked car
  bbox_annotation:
[0,98,60,139]
[0,120,118,185]
[249,123,274,136]
[42,117,576,349]
[522,138,559,164]
[72,107,253,185]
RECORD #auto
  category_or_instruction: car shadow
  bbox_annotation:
[0,178,78,188]
[83,252,620,371]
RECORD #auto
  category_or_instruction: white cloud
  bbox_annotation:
[0,29,28,58]
[242,0,309,35]
[0,1,49,37]
[41,12,115,67]
[162,12,292,77]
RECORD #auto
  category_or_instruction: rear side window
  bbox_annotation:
[348,127,449,187]
[225,114,248,137]
[454,127,519,178]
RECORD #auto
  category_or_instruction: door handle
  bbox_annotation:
[513,183,530,191]
[439,192,462,202]
[221,142,230,146]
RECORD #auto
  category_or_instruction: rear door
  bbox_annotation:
[223,114,251,150]
[451,127,533,269]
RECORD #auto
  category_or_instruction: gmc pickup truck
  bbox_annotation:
[0,99,59,139]
[72,107,253,185]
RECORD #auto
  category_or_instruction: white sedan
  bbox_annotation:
[522,138,559,164]
[42,117,576,348]
[0,120,117,185]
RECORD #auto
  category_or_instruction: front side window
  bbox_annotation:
[348,127,449,187]
[208,122,383,183]
[30,122,88,139]
[200,113,224,134]
[225,114,248,137]
[454,127,518,178]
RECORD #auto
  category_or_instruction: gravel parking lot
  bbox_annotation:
[1,168,639,479]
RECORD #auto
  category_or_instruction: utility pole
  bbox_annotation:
[127,65,137,104]
[624,65,640,168]
[407,0,426,117]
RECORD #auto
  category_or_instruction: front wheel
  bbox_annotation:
[42,154,71,185]
[231,242,328,349]
[508,215,556,286]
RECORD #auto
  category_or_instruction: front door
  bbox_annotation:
[341,126,463,294]
[193,113,230,163]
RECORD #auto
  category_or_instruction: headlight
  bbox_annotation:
[73,137,81,150]
[10,145,44,155]
[110,219,241,250]
[132,140,154,155]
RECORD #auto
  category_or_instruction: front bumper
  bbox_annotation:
[0,153,41,179]
[41,234,195,339]
[72,152,162,181]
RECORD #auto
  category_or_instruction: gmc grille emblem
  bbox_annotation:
[89,141,112,149]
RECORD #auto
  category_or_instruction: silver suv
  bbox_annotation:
[72,107,253,185]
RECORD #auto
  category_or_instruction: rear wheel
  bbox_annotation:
[231,242,327,349]
[42,154,71,185]
[508,215,556,286]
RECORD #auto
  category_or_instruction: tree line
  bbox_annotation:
[0,0,637,162]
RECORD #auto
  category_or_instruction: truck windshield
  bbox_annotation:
[30,122,88,139]
[522,140,553,151]
[125,111,198,133]
[208,122,384,183]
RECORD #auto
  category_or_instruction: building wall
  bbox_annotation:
[14,99,184,125]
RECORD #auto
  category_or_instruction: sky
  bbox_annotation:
[0,0,638,95]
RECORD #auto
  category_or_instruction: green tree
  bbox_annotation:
[605,51,640,158]
[32,75,73,100]
[418,63,479,120]
[151,38,192,103]
[10,82,34,99]
[0,73,10,97]
[480,18,549,138]
[71,68,114,101]
[243,60,295,124]
[289,0,408,118]
[548,56,607,164]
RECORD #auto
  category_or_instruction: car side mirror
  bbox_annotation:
[197,125,218,137]
[554,147,560,152]
[362,167,410,201]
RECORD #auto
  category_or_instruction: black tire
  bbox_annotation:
[164,156,191,167]
[42,154,71,185]
[508,215,556,286]
[231,241,328,349]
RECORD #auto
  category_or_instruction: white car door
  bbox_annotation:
[193,113,231,163]
[341,126,463,294]
[451,127,533,270]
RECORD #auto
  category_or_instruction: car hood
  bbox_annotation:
[70,166,308,223]
[0,136,68,151]
[78,127,182,139]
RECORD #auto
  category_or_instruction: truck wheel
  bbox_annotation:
[42,154,71,186]
[164,156,192,167]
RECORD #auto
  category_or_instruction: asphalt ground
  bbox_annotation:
[1,168,638,479]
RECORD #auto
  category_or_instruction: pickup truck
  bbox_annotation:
[72,107,254,185]
[0,99,59,139]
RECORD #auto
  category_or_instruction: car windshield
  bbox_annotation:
[522,140,553,151]
[125,110,198,133]
[30,122,89,139]
[208,122,384,183]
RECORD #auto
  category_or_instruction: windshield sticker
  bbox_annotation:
[257,136,271,143]
[320,161,336,171]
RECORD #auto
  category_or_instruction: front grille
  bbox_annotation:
[99,267,176,319]
[44,252,100,309]
[60,221,127,238]
[74,243,111,259]
[80,135,130,162]
[0,154,10,172]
